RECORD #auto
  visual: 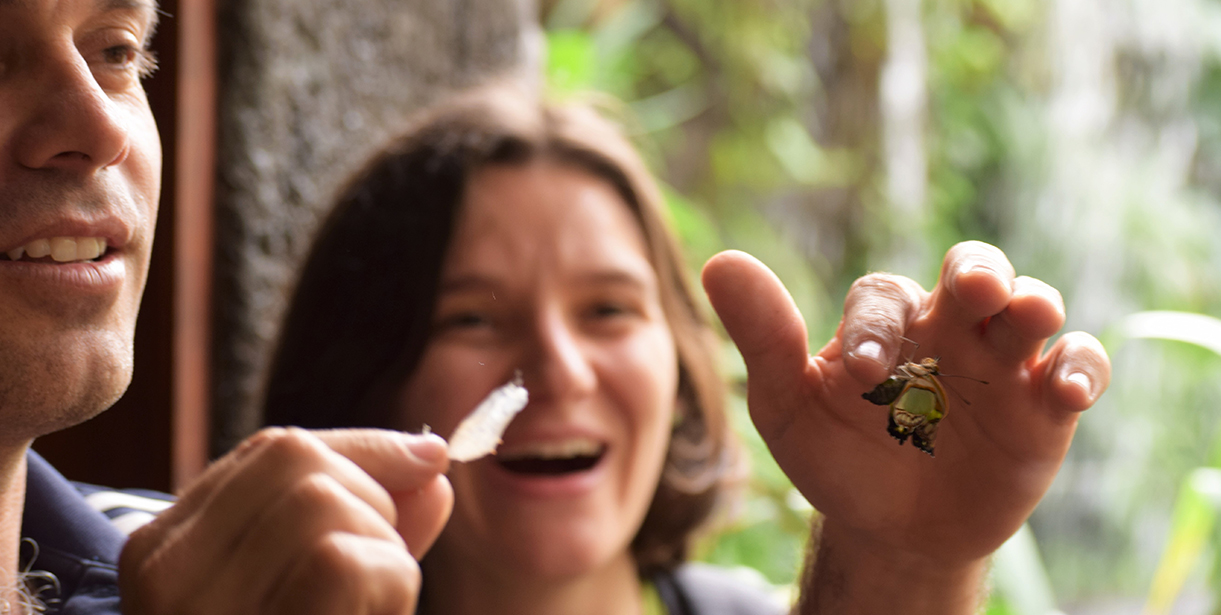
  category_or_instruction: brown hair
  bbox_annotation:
[262,86,734,574]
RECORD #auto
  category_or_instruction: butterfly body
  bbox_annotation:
[862,357,947,456]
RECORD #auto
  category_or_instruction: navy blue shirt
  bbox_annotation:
[21,452,125,615]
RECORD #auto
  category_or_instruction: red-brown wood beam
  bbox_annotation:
[172,0,216,490]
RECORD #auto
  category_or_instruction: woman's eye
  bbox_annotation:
[588,302,632,320]
[441,312,491,329]
[593,304,623,316]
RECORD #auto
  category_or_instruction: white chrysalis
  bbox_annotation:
[447,371,529,462]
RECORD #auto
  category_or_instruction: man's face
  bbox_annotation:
[0,0,161,444]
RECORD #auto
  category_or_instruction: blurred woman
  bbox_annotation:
[262,88,775,614]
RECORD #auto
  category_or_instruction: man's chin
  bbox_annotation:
[0,339,134,447]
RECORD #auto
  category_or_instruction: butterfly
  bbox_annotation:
[861,357,982,457]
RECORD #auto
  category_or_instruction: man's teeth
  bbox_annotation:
[6,237,107,262]
[499,438,604,460]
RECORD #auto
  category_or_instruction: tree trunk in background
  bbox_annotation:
[211,0,542,454]
[878,0,929,277]
[803,2,882,289]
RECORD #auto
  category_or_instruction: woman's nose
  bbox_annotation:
[522,309,597,402]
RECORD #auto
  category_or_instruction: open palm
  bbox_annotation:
[702,241,1111,569]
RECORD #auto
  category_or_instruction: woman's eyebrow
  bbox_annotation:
[439,275,499,293]
[571,269,653,290]
[438,270,653,293]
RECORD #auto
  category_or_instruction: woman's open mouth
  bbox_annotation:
[496,438,607,476]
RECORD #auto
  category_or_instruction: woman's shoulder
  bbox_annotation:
[654,562,788,615]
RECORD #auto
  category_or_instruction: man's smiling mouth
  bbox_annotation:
[2,237,109,264]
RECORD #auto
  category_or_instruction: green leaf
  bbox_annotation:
[991,524,1062,615]
[546,29,598,95]
[1144,468,1221,614]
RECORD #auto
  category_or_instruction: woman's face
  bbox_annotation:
[398,161,678,580]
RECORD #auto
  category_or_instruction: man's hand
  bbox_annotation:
[702,242,1110,614]
[120,428,453,615]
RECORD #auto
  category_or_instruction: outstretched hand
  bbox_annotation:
[702,241,1110,611]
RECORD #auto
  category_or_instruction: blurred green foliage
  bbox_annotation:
[543,0,1221,611]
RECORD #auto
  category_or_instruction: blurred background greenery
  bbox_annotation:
[539,0,1221,612]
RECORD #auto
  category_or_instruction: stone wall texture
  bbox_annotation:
[212,0,541,453]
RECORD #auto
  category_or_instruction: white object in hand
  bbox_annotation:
[447,371,529,462]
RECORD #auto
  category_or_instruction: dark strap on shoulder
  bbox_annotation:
[652,564,786,615]
[652,569,694,615]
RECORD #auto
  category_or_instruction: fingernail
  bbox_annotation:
[405,432,449,464]
[957,259,997,278]
[854,340,884,362]
[1065,371,1092,393]
[955,261,1008,293]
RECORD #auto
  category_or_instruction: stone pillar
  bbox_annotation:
[211,0,542,453]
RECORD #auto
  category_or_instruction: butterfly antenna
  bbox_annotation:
[938,373,989,406]
[940,373,989,385]
[941,378,972,406]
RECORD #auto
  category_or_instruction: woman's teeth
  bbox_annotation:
[498,438,604,461]
[5,237,108,263]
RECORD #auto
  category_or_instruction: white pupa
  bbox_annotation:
[446,371,529,462]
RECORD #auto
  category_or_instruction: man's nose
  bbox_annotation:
[12,51,131,174]
[523,310,598,403]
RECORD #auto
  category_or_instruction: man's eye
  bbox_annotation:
[97,44,158,78]
[102,45,135,64]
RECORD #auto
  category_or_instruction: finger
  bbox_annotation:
[144,425,291,530]
[839,272,926,385]
[126,428,403,600]
[120,428,346,613]
[701,250,810,385]
[210,428,401,526]
[268,533,420,615]
[930,240,1016,327]
[1040,331,1111,414]
[212,472,408,610]
[120,446,252,614]
[981,276,1066,362]
[120,527,168,615]
[313,429,450,493]
[393,474,454,558]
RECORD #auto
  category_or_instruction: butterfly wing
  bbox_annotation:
[863,377,906,406]
[886,376,947,456]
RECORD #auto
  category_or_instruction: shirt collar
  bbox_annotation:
[21,450,124,600]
